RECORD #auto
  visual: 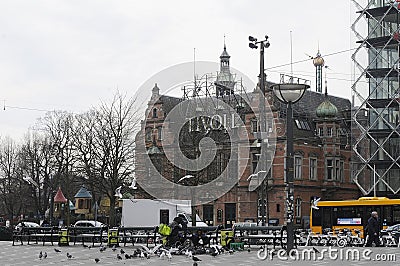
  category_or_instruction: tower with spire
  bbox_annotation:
[215,41,235,97]
[313,49,325,93]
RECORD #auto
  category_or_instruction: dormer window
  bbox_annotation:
[318,127,324,137]
[152,108,158,118]
[327,127,333,137]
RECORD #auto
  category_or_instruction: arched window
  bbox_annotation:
[152,108,158,118]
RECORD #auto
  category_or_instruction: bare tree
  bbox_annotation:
[38,111,76,225]
[73,93,140,226]
[20,131,53,220]
[0,137,25,224]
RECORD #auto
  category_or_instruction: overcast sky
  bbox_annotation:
[0,0,358,140]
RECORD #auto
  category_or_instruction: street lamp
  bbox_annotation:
[272,75,309,252]
[248,35,270,226]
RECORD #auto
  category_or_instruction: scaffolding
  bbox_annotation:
[351,0,400,195]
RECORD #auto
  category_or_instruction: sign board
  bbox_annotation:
[337,218,361,225]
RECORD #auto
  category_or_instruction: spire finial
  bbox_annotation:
[224,34,226,49]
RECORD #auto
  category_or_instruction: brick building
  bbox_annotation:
[136,45,360,228]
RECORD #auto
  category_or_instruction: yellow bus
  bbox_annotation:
[310,197,400,238]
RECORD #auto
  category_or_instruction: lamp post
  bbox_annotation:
[249,35,270,226]
[272,75,309,252]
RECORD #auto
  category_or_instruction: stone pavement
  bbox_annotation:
[0,241,399,266]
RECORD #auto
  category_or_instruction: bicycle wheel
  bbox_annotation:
[337,239,347,248]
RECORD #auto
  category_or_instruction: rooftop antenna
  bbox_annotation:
[324,65,328,96]
[193,47,197,96]
[290,31,293,80]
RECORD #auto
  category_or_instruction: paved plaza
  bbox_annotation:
[0,241,399,266]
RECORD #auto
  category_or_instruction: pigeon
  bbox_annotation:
[83,244,89,248]
[66,252,73,259]
[193,263,198,266]
[192,256,201,262]
[117,254,122,260]
[120,249,125,254]
[114,186,123,198]
[211,251,218,257]
[248,248,251,253]
[99,246,106,252]
[54,248,61,253]
[125,254,131,259]
[94,258,100,263]
[160,251,166,259]
[229,249,234,255]
[166,251,172,260]
[129,176,137,189]
[112,246,117,252]
[44,252,47,259]
[39,251,43,259]
[186,250,193,258]
[150,244,162,254]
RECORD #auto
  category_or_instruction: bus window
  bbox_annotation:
[322,207,332,228]
[333,207,363,226]
[312,208,322,226]
[393,206,400,224]
[383,206,393,226]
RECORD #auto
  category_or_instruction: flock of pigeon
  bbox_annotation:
[37,243,246,265]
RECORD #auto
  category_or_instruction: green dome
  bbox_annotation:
[316,99,338,118]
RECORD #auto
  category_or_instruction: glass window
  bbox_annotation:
[326,159,334,180]
[252,153,259,174]
[393,206,400,225]
[327,127,333,137]
[295,198,302,218]
[157,126,163,140]
[335,159,340,181]
[319,127,324,137]
[309,158,317,180]
[152,108,157,118]
[322,207,332,228]
[294,156,302,179]
[251,119,258,132]
[145,128,152,142]
[340,161,344,182]
[332,206,363,226]
[312,208,322,226]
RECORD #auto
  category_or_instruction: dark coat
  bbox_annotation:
[367,216,380,235]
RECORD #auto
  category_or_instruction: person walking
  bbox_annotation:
[366,211,380,247]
